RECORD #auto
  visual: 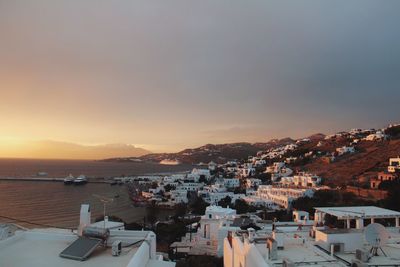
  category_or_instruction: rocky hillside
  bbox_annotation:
[304,139,400,186]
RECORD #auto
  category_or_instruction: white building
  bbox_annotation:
[223,178,241,189]
[0,204,174,267]
[257,185,314,209]
[266,162,293,182]
[265,162,285,174]
[224,228,343,267]
[176,182,203,192]
[170,189,188,204]
[388,156,400,173]
[171,206,238,257]
[299,173,321,187]
[208,161,218,171]
[224,206,400,267]
[242,196,279,209]
[314,206,400,229]
[163,175,183,184]
[199,190,244,205]
[292,210,309,223]
[364,131,387,141]
[187,168,212,182]
[135,175,163,182]
[246,178,261,189]
[285,157,297,164]
[336,146,355,156]
[239,164,256,178]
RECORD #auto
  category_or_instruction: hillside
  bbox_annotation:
[105,138,295,164]
[304,139,400,186]
[102,124,400,187]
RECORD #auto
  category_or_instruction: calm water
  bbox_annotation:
[0,159,192,228]
[0,158,192,178]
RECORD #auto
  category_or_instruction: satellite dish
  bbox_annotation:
[365,223,389,257]
[365,223,389,247]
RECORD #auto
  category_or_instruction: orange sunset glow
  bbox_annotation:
[1,1,399,159]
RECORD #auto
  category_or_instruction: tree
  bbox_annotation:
[156,222,187,249]
[256,172,272,184]
[164,184,176,192]
[233,187,246,194]
[198,175,207,184]
[233,199,256,214]
[217,196,232,208]
[176,255,223,267]
[173,203,187,220]
[146,206,158,227]
[382,179,400,211]
[189,196,208,215]
[385,125,400,139]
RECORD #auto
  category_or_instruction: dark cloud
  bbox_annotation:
[0,1,399,150]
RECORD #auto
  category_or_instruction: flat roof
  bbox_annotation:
[89,220,124,229]
[0,228,147,267]
[314,206,400,219]
[335,228,400,266]
[248,232,346,266]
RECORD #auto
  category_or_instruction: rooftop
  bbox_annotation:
[314,206,400,219]
[231,230,345,267]
[230,226,400,267]
[0,227,173,267]
[89,218,124,230]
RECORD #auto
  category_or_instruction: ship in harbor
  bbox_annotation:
[73,175,88,185]
[63,174,74,185]
[64,174,87,185]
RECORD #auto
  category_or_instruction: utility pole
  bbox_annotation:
[93,194,114,229]
[189,223,192,242]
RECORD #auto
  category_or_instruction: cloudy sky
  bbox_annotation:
[0,1,399,157]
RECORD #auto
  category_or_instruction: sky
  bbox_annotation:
[0,1,400,158]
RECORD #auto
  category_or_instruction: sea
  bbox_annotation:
[0,158,193,228]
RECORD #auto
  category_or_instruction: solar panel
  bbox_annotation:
[59,237,102,261]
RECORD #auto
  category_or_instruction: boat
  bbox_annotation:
[73,175,88,185]
[63,174,74,185]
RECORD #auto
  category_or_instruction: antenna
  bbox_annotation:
[365,223,389,257]
[92,194,114,230]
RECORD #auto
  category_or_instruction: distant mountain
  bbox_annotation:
[104,138,295,164]
[305,133,326,141]
[3,140,151,160]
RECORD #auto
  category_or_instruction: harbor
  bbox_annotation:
[0,179,174,229]
[0,176,111,184]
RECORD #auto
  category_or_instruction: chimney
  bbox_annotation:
[272,230,284,249]
[248,228,255,242]
[78,204,91,236]
[267,237,278,260]
[227,231,233,247]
